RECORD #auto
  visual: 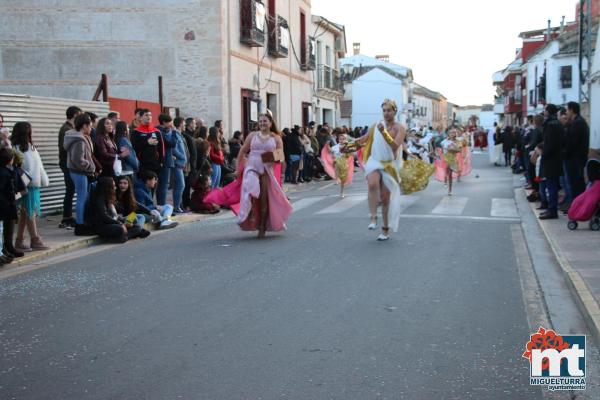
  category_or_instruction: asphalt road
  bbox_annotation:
[0,155,556,399]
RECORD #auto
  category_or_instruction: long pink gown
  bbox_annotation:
[205,134,291,231]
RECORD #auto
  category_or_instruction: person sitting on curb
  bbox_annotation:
[85,177,150,243]
[134,170,178,230]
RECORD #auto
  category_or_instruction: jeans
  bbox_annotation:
[172,167,185,209]
[0,221,3,251]
[70,172,89,225]
[303,154,314,180]
[62,169,75,220]
[539,180,548,205]
[157,166,171,206]
[545,178,559,214]
[211,163,221,189]
[159,204,174,220]
[560,161,573,205]
[182,174,192,209]
[135,214,146,226]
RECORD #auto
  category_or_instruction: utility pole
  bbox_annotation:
[579,0,593,120]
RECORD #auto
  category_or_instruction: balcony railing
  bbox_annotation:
[317,65,344,93]
[301,37,316,70]
[240,0,266,47]
[268,15,289,58]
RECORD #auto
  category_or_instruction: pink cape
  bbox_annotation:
[434,147,472,182]
[320,144,354,185]
[204,161,285,220]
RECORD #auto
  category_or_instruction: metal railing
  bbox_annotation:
[317,65,343,92]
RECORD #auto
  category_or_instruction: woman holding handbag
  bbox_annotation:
[95,118,130,177]
[11,122,50,251]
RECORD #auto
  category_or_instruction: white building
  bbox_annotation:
[590,23,600,148]
[479,104,498,130]
[454,106,481,126]
[311,15,346,126]
[338,52,413,128]
[523,28,580,116]
[412,84,434,129]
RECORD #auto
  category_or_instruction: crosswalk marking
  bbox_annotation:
[316,194,368,215]
[292,196,327,212]
[431,196,469,215]
[491,198,519,218]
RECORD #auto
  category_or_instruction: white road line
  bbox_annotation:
[292,196,327,212]
[399,214,520,223]
[317,182,336,191]
[491,198,519,218]
[316,194,368,214]
[431,196,468,215]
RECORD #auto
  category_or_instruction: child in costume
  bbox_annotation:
[321,134,360,197]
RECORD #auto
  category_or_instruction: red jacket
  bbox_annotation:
[209,144,224,165]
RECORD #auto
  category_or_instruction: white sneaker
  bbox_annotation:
[377,233,389,241]
[368,217,378,230]
[159,220,179,230]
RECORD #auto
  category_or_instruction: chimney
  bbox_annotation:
[546,19,551,41]
[375,55,390,62]
[560,15,565,33]
[353,42,360,56]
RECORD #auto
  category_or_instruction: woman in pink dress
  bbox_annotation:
[235,114,292,238]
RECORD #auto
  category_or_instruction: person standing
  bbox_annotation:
[235,113,292,238]
[114,121,139,178]
[58,106,82,228]
[564,102,590,200]
[11,122,50,251]
[208,127,224,189]
[155,114,177,206]
[131,109,165,180]
[539,104,565,220]
[179,117,197,210]
[64,114,98,235]
[354,99,407,241]
[502,126,514,167]
[0,148,26,261]
[171,120,188,213]
[95,117,130,178]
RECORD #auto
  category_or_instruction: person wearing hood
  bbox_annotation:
[64,113,97,235]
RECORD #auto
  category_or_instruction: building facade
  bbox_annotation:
[311,15,346,126]
[0,0,319,135]
[338,54,413,128]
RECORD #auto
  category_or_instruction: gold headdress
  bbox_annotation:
[381,98,398,112]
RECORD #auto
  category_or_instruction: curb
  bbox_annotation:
[525,189,600,341]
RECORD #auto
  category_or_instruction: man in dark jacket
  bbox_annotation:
[564,101,590,199]
[540,104,565,219]
[131,109,165,178]
[58,106,82,228]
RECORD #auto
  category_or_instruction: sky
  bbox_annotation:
[311,0,577,106]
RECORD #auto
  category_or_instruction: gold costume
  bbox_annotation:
[400,156,435,195]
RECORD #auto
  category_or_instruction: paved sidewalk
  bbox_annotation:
[527,192,600,340]
[0,181,308,273]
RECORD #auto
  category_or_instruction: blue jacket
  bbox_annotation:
[157,126,177,168]
[173,131,187,169]
[117,136,139,174]
[134,177,157,212]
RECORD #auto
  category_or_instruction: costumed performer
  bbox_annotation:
[354,99,407,241]
[320,134,360,197]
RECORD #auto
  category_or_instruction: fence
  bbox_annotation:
[0,93,109,215]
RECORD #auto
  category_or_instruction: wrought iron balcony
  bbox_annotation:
[240,0,266,47]
[268,15,289,58]
[302,37,316,70]
[317,65,344,93]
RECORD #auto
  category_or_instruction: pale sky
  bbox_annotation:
[312,0,577,106]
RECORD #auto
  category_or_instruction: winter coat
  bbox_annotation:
[0,165,24,220]
[173,131,188,170]
[541,115,565,180]
[63,130,96,176]
[95,134,119,175]
[565,115,590,164]
[116,135,139,175]
[15,144,49,187]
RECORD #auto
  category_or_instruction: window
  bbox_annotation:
[529,90,535,105]
[561,66,572,89]
[240,0,266,47]
[300,11,307,65]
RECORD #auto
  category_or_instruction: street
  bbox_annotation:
[0,154,594,399]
